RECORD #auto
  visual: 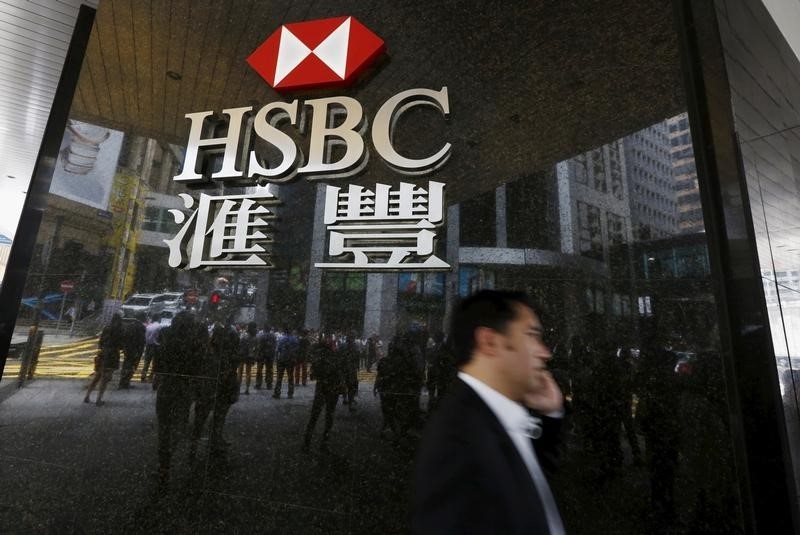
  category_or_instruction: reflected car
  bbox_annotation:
[121,294,159,318]
[158,307,180,327]
[150,292,184,316]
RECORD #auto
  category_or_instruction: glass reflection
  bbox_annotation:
[1,115,744,534]
[741,125,800,503]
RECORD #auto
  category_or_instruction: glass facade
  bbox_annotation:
[3,0,798,532]
[714,0,800,512]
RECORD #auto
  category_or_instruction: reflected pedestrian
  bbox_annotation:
[424,332,449,411]
[273,326,299,399]
[618,344,642,466]
[238,322,258,395]
[374,349,395,437]
[84,314,123,406]
[636,324,681,527]
[119,314,146,389]
[303,333,346,452]
[388,332,424,440]
[193,321,239,459]
[140,316,161,383]
[293,329,311,387]
[155,311,203,484]
[341,332,360,411]
[255,323,276,390]
[366,333,380,372]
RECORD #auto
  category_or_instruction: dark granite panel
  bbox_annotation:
[707,0,800,528]
[0,1,767,533]
[0,457,83,533]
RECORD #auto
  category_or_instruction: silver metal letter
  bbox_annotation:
[248,100,300,181]
[315,181,449,270]
[371,87,451,175]
[297,96,366,179]
[173,106,252,182]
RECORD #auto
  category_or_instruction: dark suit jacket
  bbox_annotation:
[411,378,563,534]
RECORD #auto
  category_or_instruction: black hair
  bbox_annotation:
[449,289,536,366]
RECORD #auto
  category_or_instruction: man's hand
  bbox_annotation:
[523,370,563,414]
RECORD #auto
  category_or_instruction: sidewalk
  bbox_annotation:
[10,325,95,347]
[0,378,417,534]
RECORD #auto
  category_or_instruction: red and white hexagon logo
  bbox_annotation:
[247,16,385,92]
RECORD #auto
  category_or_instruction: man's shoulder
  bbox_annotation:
[421,379,499,446]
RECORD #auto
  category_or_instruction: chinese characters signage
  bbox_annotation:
[316,181,447,269]
[164,192,278,269]
[165,17,451,272]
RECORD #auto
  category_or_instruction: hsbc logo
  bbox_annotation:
[169,16,453,271]
[247,16,385,91]
[174,17,450,183]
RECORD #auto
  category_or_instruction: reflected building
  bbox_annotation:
[667,113,704,234]
[623,121,678,240]
[1,1,799,534]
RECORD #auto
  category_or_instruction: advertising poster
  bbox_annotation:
[49,120,125,210]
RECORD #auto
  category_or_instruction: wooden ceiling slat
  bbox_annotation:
[74,61,100,118]
[69,0,692,205]
[73,83,88,118]
[110,0,140,126]
[162,0,190,141]
[131,0,155,135]
[171,0,214,136]
[207,0,256,114]
[229,2,283,109]
[82,22,113,120]
[149,0,171,137]
[186,1,229,115]
[92,1,127,126]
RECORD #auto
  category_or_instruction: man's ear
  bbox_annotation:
[474,326,499,357]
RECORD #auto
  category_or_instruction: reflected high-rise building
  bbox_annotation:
[667,113,704,234]
[101,116,706,348]
[623,122,679,240]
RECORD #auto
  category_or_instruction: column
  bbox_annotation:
[304,184,327,330]
[496,184,507,248]
[443,204,460,332]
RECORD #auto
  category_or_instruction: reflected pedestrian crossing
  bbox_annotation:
[3,338,99,379]
[2,338,377,382]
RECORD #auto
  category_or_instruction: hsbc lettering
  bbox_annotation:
[173,86,451,184]
[166,16,452,270]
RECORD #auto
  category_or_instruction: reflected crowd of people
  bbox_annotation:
[81,309,740,531]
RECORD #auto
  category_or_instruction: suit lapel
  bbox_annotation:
[454,379,548,513]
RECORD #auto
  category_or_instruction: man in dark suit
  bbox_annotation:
[411,290,565,534]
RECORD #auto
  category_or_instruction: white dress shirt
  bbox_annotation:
[458,372,566,535]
